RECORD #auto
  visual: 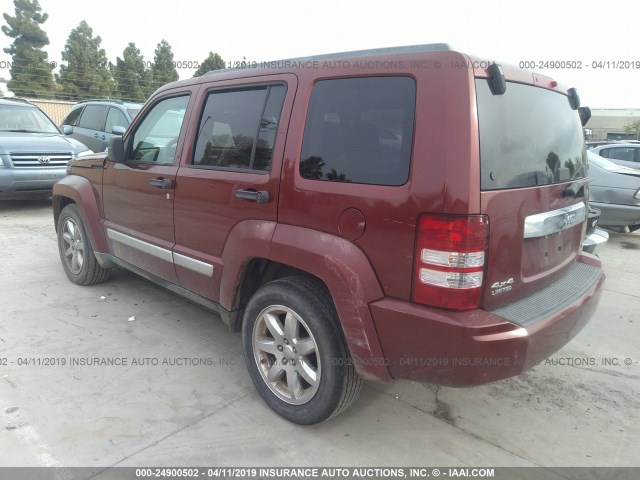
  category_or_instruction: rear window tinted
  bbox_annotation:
[300,77,416,186]
[477,80,587,190]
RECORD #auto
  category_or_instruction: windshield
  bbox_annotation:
[477,80,587,190]
[0,104,60,134]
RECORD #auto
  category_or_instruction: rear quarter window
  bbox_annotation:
[300,76,416,186]
[63,106,84,126]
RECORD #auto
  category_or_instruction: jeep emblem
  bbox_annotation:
[37,156,51,164]
[562,212,577,227]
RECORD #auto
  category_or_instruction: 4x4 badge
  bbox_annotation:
[491,277,514,295]
[37,156,50,164]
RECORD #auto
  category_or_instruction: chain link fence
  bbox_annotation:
[16,97,75,125]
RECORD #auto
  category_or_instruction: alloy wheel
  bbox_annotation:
[252,305,321,405]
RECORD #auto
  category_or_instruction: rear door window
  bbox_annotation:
[300,77,416,186]
[476,80,587,190]
[192,85,286,172]
[78,105,108,131]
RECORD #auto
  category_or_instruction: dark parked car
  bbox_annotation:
[61,99,142,153]
[588,150,640,230]
[52,44,605,424]
[590,143,640,170]
[0,98,94,200]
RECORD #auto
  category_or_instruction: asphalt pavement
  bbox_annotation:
[0,200,638,468]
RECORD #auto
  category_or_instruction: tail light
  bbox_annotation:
[412,214,489,310]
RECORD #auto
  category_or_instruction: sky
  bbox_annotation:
[0,0,639,108]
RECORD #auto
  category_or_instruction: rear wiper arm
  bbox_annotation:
[562,180,586,198]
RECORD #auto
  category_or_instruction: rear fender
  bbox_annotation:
[268,224,390,381]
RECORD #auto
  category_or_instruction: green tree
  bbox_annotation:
[623,120,640,140]
[193,52,225,77]
[56,21,114,100]
[112,42,147,102]
[1,0,54,97]
[149,39,178,94]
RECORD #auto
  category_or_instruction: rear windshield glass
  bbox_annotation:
[476,80,587,190]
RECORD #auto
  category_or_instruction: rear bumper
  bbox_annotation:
[582,227,609,255]
[370,255,605,386]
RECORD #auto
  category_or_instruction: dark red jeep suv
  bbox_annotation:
[53,44,605,424]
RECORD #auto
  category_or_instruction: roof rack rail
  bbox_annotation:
[2,97,33,104]
[204,43,452,76]
[78,98,125,105]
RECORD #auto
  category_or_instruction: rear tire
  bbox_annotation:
[241,275,362,424]
[57,204,111,286]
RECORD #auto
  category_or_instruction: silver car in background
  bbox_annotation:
[588,150,640,231]
[590,143,640,170]
[1,98,94,200]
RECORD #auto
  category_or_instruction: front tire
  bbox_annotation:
[241,276,362,424]
[57,204,111,285]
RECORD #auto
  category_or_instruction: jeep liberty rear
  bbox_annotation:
[53,44,604,424]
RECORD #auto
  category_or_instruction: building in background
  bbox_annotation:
[586,109,640,141]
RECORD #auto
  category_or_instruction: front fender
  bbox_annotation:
[53,175,107,254]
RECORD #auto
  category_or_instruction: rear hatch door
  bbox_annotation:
[476,78,590,312]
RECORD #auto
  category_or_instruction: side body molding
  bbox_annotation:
[53,175,109,255]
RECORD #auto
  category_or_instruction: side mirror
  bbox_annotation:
[107,135,125,163]
[112,125,126,135]
[62,125,73,135]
